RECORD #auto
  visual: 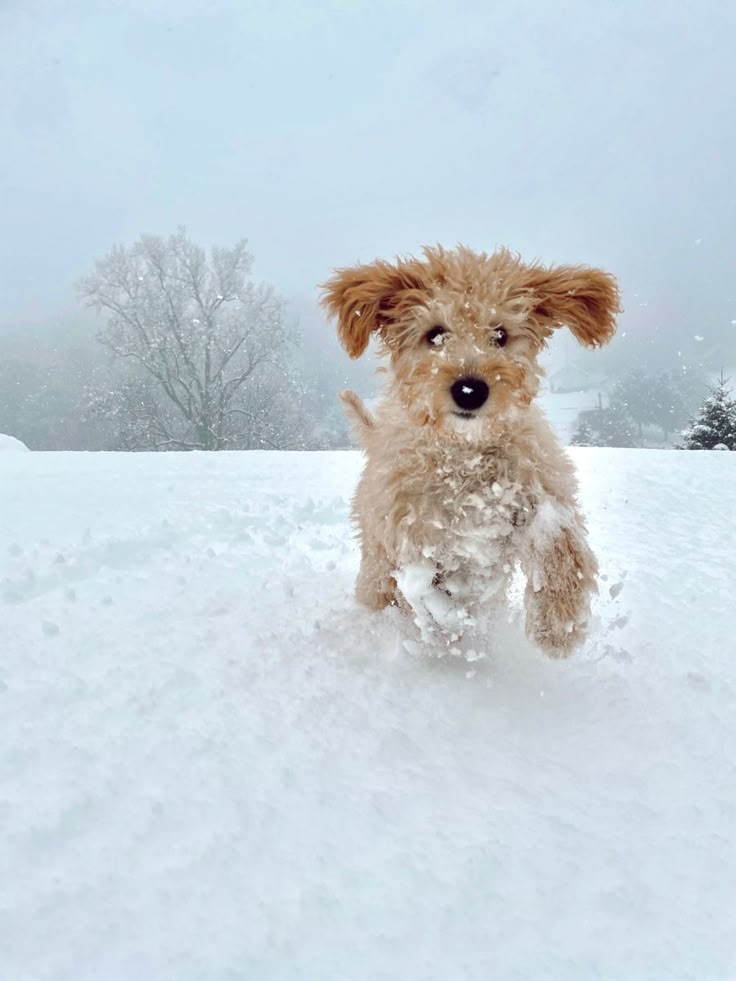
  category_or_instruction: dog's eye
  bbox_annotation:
[492,326,508,347]
[425,326,447,347]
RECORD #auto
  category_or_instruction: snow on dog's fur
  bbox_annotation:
[322,246,620,657]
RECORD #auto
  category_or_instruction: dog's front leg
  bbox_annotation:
[520,501,598,658]
[392,557,477,647]
[355,540,398,610]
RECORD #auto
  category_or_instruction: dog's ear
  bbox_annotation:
[320,260,428,358]
[524,264,621,347]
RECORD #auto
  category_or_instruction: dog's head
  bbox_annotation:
[321,246,620,436]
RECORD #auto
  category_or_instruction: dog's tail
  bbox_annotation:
[340,389,375,441]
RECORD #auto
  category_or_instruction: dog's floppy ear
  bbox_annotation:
[320,259,428,358]
[524,264,621,347]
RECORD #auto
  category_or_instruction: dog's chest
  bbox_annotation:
[404,451,533,574]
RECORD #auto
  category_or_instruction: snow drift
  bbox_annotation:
[0,432,29,452]
[1,448,735,980]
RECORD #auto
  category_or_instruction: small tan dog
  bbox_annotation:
[321,246,620,657]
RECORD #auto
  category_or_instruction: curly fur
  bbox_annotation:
[321,245,620,657]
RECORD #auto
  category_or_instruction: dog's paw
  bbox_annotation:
[525,566,594,657]
[522,523,598,658]
[394,561,476,646]
[526,606,590,659]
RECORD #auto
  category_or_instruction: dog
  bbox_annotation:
[321,246,620,657]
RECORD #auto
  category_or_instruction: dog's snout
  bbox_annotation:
[450,377,489,411]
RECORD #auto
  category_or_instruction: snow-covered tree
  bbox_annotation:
[571,401,638,448]
[79,229,305,450]
[570,419,597,446]
[610,369,701,442]
[681,373,736,450]
[0,346,111,451]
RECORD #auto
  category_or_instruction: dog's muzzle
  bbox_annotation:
[450,377,489,413]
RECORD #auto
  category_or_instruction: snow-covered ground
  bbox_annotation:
[0,432,29,452]
[1,448,735,980]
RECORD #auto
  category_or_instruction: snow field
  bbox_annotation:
[1,449,735,980]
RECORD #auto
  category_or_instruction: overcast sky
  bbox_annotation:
[1,0,735,365]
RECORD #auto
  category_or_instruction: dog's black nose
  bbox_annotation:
[450,377,489,411]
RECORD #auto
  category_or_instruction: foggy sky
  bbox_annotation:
[2,0,735,367]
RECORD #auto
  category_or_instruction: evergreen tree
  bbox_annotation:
[610,368,702,442]
[681,373,736,450]
[571,402,638,448]
[570,419,596,446]
[598,400,639,447]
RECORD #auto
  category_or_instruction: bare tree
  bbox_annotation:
[79,228,301,450]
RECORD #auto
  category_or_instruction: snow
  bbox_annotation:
[1,448,736,980]
[538,389,601,443]
[0,432,30,452]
